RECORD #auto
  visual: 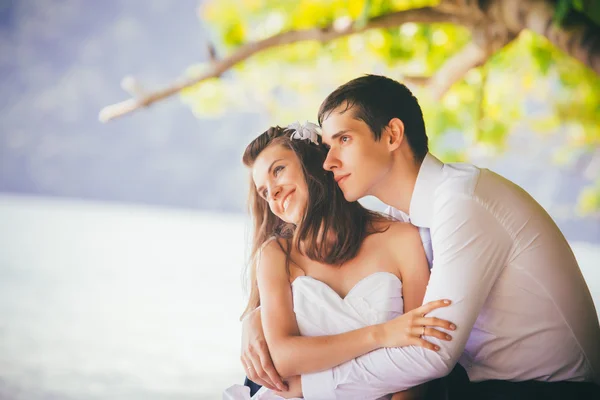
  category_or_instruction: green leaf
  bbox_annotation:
[354,0,372,29]
[578,181,600,215]
[554,0,572,25]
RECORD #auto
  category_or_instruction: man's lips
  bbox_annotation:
[335,174,350,184]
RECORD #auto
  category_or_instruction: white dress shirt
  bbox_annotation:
[302,153,600,399]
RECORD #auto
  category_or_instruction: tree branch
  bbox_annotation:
[426,41,488,100]
[402,0,600,100]
[491,0,600,74]
[99,7,475,122]
[474,59,489,142]
[100,0,599,122]
[424,21,517,100]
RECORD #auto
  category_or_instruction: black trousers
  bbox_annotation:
[461,379,600,400]
[244,364,600,399]
[243,376,262,397]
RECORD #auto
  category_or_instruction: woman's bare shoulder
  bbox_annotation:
[259,237,288,263]
[375,219,421,250]
[373,218,418,236]
[258,238,306,279]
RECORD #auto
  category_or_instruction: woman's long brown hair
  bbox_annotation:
[240,126,386,319]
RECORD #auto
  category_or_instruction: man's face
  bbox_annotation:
[321,106,392,202]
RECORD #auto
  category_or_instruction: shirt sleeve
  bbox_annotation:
[301,194,514,399]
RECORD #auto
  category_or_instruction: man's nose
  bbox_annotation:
[323,149,340,171]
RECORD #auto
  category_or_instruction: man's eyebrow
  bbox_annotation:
[256,158,284,195]
[327,130,350,142]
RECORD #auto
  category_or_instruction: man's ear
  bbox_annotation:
[386,118,405,151]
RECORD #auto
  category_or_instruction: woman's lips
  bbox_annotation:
[282,190,295,211]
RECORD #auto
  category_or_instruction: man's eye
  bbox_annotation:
[341,136,350,143]
[274,165,284,176]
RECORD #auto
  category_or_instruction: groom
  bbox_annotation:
[241,75,600,399]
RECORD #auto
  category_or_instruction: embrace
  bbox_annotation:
[224,75,600,399]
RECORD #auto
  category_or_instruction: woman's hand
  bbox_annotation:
[273,375,302,399]
[377,299,456,350]
[240,307,287,392]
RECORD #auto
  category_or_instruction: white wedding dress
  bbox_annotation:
[223,271,404,400]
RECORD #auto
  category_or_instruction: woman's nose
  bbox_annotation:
[268,185,282,201]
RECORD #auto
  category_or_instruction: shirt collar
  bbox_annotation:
[409,153,444,228]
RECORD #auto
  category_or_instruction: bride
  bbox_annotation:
[224,123,455,399]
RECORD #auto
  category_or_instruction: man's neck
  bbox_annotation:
[372,156,421,214]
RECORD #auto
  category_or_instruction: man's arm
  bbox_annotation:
[241,237,454,393]
[258,239,452,378]
[302,195,513,400]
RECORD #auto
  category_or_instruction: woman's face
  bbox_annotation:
[252,144,309,225]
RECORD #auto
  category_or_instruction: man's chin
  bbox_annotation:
[341,190,361,203]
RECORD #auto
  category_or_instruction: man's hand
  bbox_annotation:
[378,299,455,350]
[241,307,288,392]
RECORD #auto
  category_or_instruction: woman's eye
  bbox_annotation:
[274,165,284,176]
[262,189,268,198]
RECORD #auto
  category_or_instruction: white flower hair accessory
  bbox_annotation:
[287,121,320,145]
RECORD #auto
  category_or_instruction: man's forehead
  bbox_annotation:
[321,110,364,141]
[322,111,349,128]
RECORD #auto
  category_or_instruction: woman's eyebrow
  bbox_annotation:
[256,158,284,195]
[267,158,284,174]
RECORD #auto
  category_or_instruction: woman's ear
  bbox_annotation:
[387,118,405,151]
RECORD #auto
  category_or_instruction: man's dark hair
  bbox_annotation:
[318,74,429,163]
